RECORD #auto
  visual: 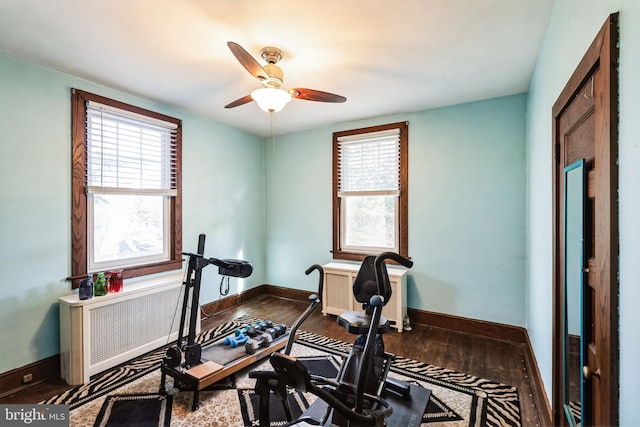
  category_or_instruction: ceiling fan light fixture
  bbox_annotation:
[251,88,292,113]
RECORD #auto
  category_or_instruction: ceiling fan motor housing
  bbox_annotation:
[260,46,283,64]
[260,47,284,88]
[263,64,284,87]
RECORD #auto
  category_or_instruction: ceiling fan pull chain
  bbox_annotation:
[271,112,276,152]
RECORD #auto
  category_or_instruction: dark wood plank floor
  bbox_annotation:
[1,295,539,425]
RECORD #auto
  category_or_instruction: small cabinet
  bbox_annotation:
[322,262,408,332]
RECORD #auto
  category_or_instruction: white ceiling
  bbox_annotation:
[0,0,555,137]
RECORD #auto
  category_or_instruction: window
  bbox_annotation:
[71,89,182,286]
[332,122,408,261]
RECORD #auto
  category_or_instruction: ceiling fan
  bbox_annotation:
[225,41,346,113]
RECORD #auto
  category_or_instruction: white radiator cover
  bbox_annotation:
[59,272,199,385]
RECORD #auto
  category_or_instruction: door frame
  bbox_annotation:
[551,13,619,426]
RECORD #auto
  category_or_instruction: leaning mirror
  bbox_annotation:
[563,159,585,426]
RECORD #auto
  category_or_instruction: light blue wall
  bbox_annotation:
[5,4,638,419]
[181,115,265,299]
[264,94,527,326]
[526,1,640,422]
[0,53,265,373]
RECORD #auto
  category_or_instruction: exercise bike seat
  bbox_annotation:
[337,255,391,335]
[337,310,390,335]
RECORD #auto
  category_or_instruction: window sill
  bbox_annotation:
[60,271,184,306]
[69,259,184,288]
[331,250,410,263]
[331,251,370,262]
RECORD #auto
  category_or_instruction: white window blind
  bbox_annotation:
[86,101,178,196]
[337,128,401,196]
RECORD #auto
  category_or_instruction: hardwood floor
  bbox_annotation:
[1,295,540,425]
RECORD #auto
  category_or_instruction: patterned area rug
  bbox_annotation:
[42,315,521,426]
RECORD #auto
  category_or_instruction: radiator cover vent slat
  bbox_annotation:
[89,286,182,365]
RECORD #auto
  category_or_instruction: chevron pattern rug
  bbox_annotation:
[42,315,521,426]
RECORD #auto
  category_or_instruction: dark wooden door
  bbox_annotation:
[552,13,618,427]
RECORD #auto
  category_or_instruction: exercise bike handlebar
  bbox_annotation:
[374,252,413,269]
[305,263,324,300]
[283,264,324,355]
[372,252,412,299]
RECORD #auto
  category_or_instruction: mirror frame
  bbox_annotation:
[562,159,586,426]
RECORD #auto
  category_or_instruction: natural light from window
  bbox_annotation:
[90,194,168,269]
[343,195,397,251]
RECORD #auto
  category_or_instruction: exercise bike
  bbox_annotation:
[252,252,431,426]
[250,263,325,424]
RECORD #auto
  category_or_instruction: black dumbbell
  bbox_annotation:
[237,322,262,337]
[245,326,262,338]
[272,323,286,338]
[245,320,274,337]
[263,324,287,339]
[256,321,273,334]
[235,320,269,336]
[245,332,273,354]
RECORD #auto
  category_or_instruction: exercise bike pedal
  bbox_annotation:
[384,377,412,401]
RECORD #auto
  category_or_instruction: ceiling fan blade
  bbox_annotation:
[290,88,346,103]
[227,41,269,82]
[224,94,253,109]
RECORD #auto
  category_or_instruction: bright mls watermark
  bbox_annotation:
[1,405,68,426]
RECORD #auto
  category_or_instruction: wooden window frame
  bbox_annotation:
[70,89,182,287]
[332,121,408,261]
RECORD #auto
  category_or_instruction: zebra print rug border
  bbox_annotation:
[42,315,521,426]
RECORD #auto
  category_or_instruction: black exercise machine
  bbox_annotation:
[159,234,285,411]
[162,233,253,370]
[251,252,432,427]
